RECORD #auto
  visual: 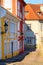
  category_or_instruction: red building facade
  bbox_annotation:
[17,0,26,53]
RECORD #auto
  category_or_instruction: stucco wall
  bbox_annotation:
[0,7,20,59]
[0,18,2,59]
[24,20,41,48]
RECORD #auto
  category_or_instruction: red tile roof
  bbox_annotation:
[25,4,43,20]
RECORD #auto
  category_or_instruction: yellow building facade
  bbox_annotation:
[0,6,20,59]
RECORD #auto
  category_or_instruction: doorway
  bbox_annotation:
[11,41,13,56]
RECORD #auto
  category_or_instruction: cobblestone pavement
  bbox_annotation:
[6,50,43,65]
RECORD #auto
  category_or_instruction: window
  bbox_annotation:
[19,40,22,49]
[20,4,23,19]
[26,37,32,44]
[17,1,20,17]
[10,33,15,38]
[10,22,15,33]
[37,12,42,16]
[41,23,43,31]
[18,10,23,19]
[4,40,10,55]
[17,1,20,11]
[20,12,22,19]
[17,1,23,19]
[17,1,20,16]
[24,11,28,15]
[27,38,32,44]
[25,37,35,45]
[22,7,24,20]
[17,11,20,17]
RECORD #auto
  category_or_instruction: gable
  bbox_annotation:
[25,4,39,20]
[25,4,43,20]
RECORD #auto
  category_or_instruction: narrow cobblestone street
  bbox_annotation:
[6,50,43,65]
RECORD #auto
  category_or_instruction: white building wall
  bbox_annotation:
[25,20,41,46]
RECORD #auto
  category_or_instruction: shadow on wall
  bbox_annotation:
[24,22,36,52]
[0,22,36,64]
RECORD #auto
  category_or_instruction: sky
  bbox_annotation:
[24,0,43,4]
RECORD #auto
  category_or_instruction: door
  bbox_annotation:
[4,40,10,58]
[11,41,13,56]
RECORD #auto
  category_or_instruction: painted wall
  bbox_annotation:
[2,0,12,13]
[24,20,41,48]
[1,0,26,53]
[0,18,2,59]
[1,0,18,16]
[3,17,19,58]
[0,7,20,59]
[12,0,17,16]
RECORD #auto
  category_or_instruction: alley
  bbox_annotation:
[6,50,43,65]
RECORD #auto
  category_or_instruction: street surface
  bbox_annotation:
[6,50,43,65]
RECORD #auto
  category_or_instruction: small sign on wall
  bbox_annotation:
[35,33,38,34]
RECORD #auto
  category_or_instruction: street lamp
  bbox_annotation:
[4,22,8,33]
[20,32,23,35]
[1,22,8,34]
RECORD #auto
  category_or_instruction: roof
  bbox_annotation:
[25,4,43,20]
